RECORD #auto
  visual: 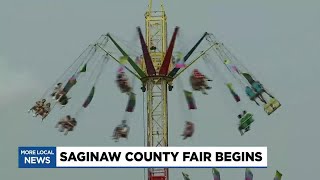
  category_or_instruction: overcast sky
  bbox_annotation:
[1,0,319,179]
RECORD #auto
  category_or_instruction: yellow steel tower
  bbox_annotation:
[104,1,206,179]
[144,0,170,180]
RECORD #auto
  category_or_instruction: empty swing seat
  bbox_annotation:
[264,98,281,115]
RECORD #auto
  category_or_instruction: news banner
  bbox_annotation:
[18,147,267,168]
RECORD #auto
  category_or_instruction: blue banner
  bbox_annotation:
[18,147,56,168]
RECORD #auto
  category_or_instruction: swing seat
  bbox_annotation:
[248,93,258,101]
[264,98,281,115]
[255,88,264,95]
[182,122,194,139]
[183,128,194,137]
[251,82,264,94]
[115,127,129,139]
[235,95,240,102]
[118,82,132,93]
[191,81,203,90]
[190,76,206,91]
[239,113,254,131]
[119,132,128,138]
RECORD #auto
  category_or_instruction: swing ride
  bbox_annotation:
[28,1,282,180]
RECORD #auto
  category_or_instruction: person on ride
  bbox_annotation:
[33,99,47,117]
[41,103,51,119]
[238,110,251,134]
[250,81,268,103]
[191,69,212,95]
[29,99,43,114]
[116,73,123,81]
[56,115,76,135]
[243,110,247,115]
[56,115,71,131]
[59,94,70,106]
[51,83,62,97]
[112,127,120,141]
[39,99,46,107]
[245,86,261,106]
[252,81,274,99]
[116,73,122,86]
[119,72,131,93]
[119,120,128,134]
[237,115,245,135]
[70,118,77,127]
[64,118,77,135]
[238,128,244,136]
[55,90,64,101]
[237,110,247,119]
[182,121,194,140]
[118,72,126,81]
[113,120,129,141]
[65,115,71,121]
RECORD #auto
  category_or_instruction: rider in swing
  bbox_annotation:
[182,121,194,140]
[116,72,131,94]
[190,69,212,95]
[245,86,267,106]
[251,81,275,108]
[55,115,77,135]
[113,120,129,141]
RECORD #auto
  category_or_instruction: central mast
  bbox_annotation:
[144,0,169,180]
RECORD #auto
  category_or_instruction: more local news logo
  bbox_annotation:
[18,147,56,168]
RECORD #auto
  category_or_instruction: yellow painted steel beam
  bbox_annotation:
[145,1,169,180]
